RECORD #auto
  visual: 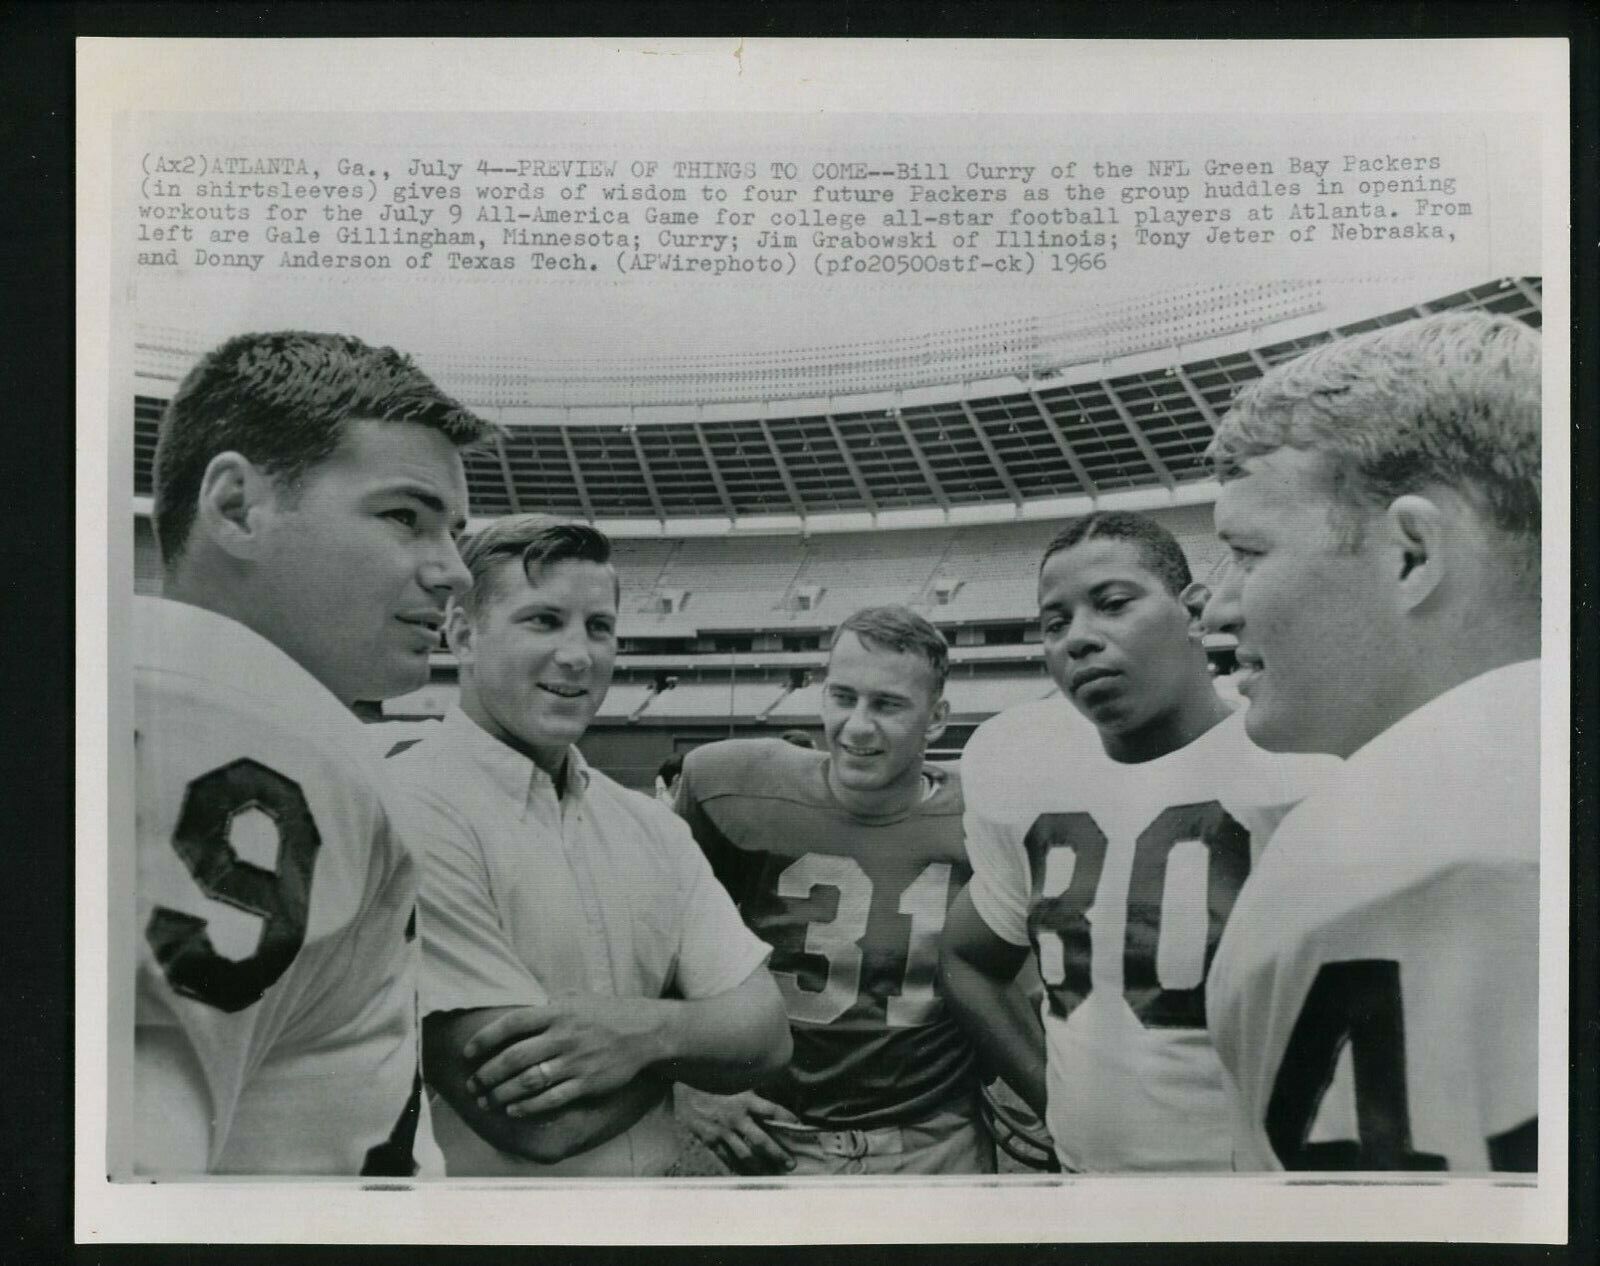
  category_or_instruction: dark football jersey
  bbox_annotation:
[678,739,978,1127]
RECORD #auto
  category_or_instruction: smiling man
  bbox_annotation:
[134,331,490,1174]
[940,512,1333,1172]
[392,515,789,1176]
[674,606,1002,1175]
[1201,312,1541,1172]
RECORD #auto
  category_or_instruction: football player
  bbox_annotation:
[674,606,1006,1175]
[1202,312,1541,1171]
[940,512,1334,1172]
[133,331,490,1174]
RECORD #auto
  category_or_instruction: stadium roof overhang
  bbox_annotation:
[130,275,1540,538]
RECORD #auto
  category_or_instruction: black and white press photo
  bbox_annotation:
[77,37,1570,1247]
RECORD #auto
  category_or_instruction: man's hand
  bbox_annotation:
[676,1087,800,1175]
[424,1007,668,1165]
[464,996,666,1118]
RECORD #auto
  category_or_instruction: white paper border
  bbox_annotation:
[76,36,1572,1245]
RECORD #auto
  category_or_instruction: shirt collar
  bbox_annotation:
[819,757,946,823]
[440,705,591,811]
[135,595,347,721]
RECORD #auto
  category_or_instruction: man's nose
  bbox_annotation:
[422,536,472,600]
[842,701,874,734]
[553,629,593,669]
[1064,614,1103,657]
[1201,560,1243,636]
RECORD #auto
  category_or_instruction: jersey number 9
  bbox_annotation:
[145,758,321,1014]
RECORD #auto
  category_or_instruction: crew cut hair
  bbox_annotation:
[829,604,950,695]
[154,330,494,566]
[456,515,615,616]
[1039,511,1193,597]
[1207,311,1540,583]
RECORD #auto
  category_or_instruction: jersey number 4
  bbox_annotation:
[771,855,954,1026]
[1024,802,1250,1029]
[1266,959,1535,1171]
[145,758,321,1013]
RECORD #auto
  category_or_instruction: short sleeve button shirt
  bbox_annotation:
[393,708,770,1176]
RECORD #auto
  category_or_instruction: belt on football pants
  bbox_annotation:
[765,1119,908,1159]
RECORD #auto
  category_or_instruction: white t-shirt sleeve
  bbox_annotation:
[661,810,773,997]
[406,790,549,1016]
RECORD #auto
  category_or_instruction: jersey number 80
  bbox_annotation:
[1024,801,1250,1030]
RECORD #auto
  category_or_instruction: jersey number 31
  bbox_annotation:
[771,855,954,1027]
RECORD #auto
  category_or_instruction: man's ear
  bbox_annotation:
[1179,580,1212,642]
[924,694,950,747]
[444,601,475,666]
[194,451,275,560]
[1384,494,1450,613]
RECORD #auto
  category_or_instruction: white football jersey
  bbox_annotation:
[134,596,425,1175]
[1208,660,1540,1172]
[964,697,1335,1171]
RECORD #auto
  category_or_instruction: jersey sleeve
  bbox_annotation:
[672,754,721,863]
[957,719,1034,946]
[136,832,261,1169]
[674,748,762,903]
[654,803,772,998]
[961,805,1032,947]
[132,1024,215,1173]
[133,963,258,1171]
[401,789,549,1016]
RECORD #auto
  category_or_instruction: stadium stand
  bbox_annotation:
[592,680,660,722]
[647,535,806,626]
[783,529,952,622]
